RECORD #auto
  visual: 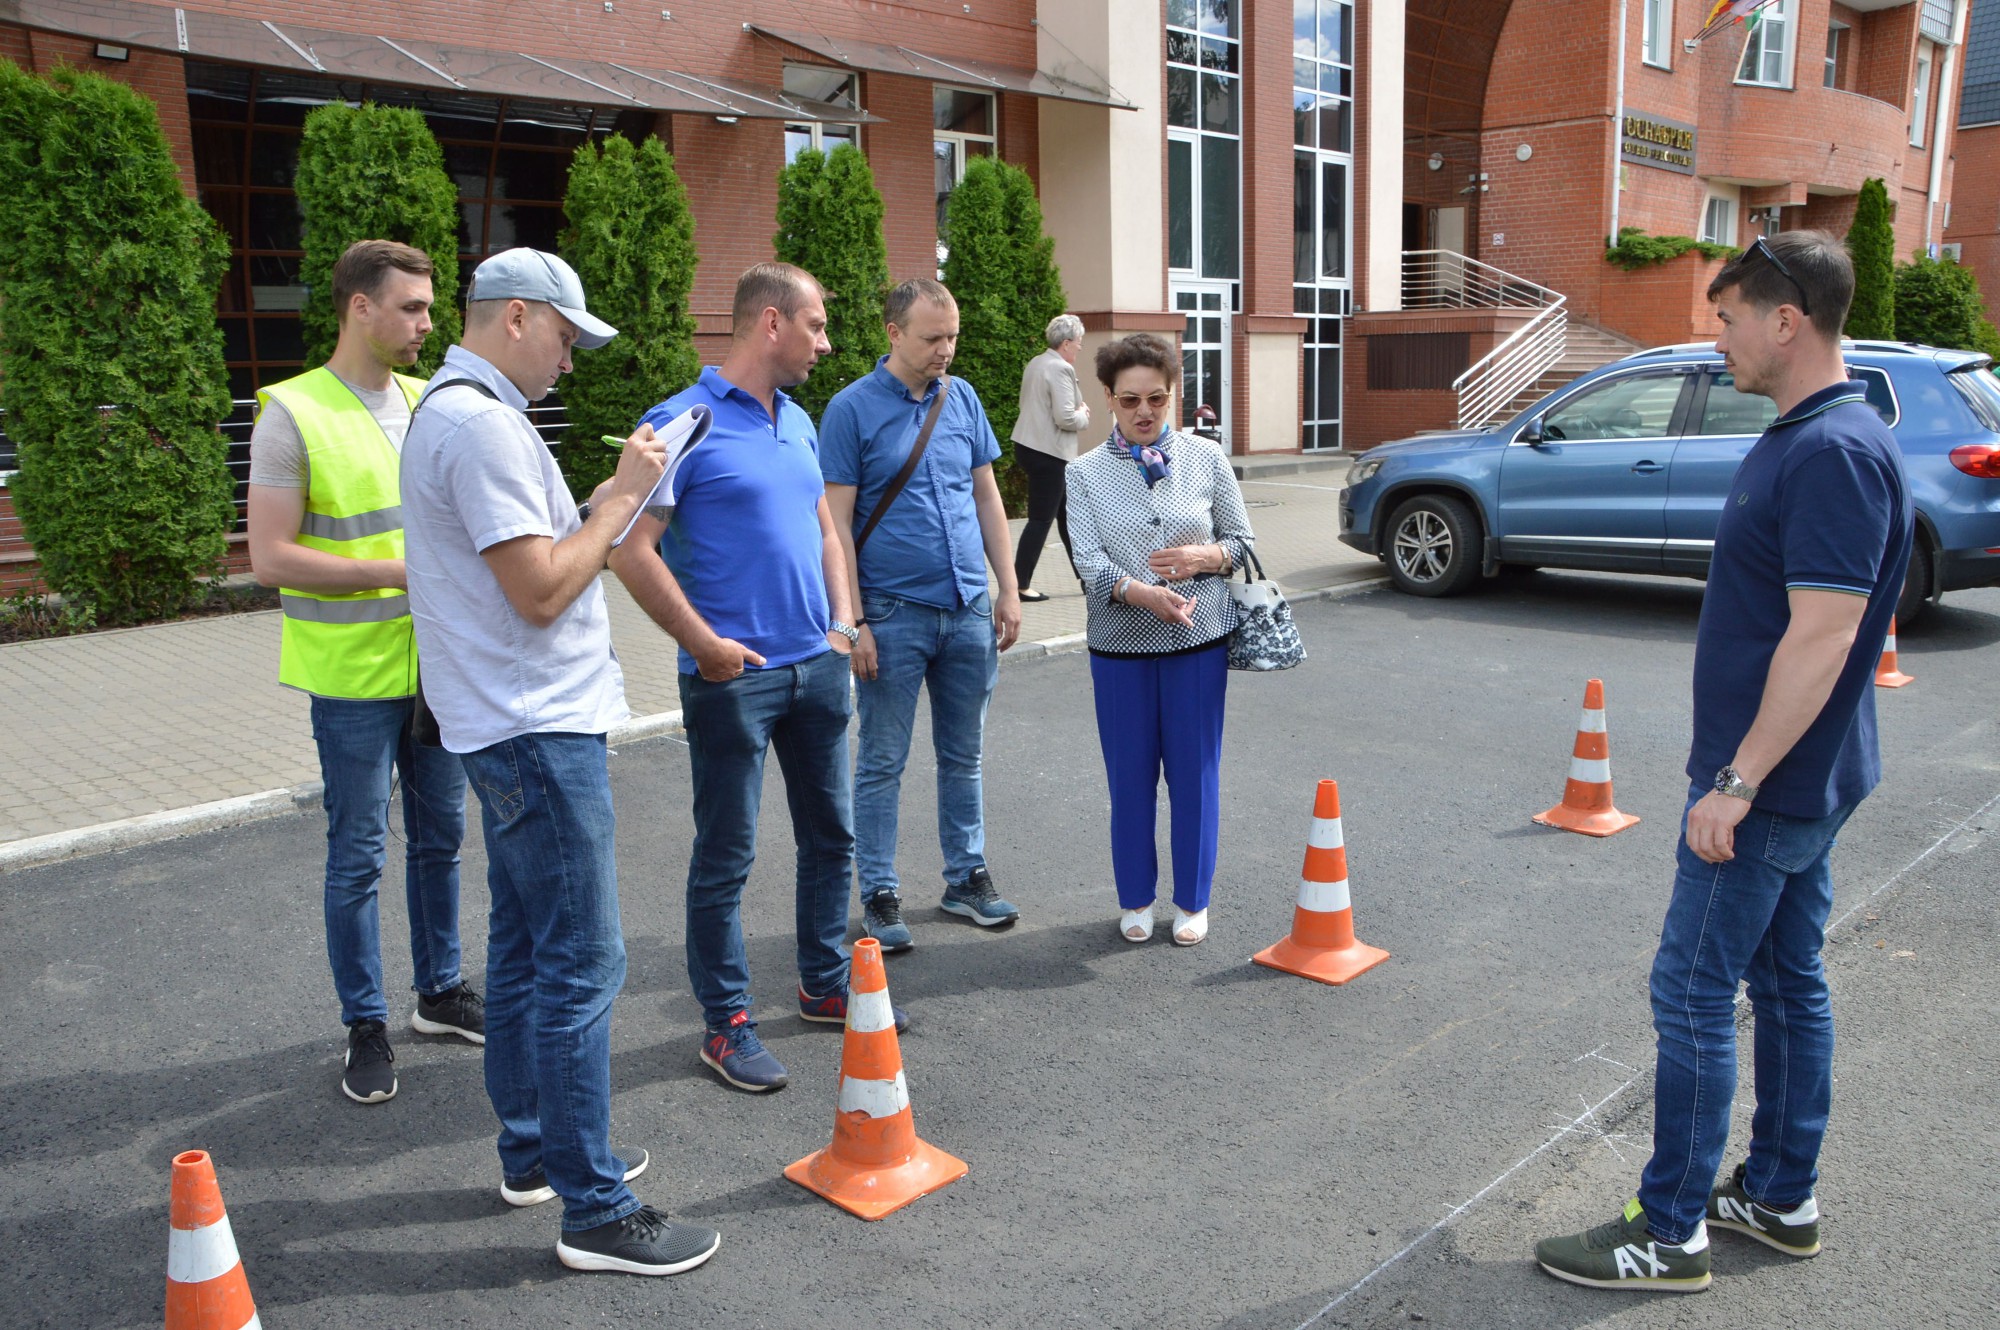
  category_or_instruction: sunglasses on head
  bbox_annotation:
[1745,236,1812,318]
[1113,390,1172,410]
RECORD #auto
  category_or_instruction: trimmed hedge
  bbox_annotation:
[294,102,462,376]
[1602,226,1738,270]
[942,156,1069,512]
[774,144,890,422]
[0,60,235,624]
[1845,178,1896,339]
[556,134,700,498]
[1894,252,2000,359]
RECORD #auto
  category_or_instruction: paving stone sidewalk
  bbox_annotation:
[0,460,1373,852]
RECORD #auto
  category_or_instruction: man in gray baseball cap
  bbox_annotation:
[398,248,722,1275]
[466,246,618,350]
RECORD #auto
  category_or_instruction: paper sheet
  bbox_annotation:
[610,403,712,548]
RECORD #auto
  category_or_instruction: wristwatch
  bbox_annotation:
[828,620,861,644]
[1713,765,1760,801]
[576,501,592,523]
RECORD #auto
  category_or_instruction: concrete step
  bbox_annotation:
[1230,451,1350,480]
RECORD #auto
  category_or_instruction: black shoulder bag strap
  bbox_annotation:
[404,376,502,749]
[854,377,949,555]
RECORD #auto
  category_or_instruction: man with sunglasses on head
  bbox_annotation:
[1535,230,1911,1293]
[820,278,1024,956]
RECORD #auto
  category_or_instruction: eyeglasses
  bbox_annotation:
[1112,391,1172,410]
[1745,236,1812,318]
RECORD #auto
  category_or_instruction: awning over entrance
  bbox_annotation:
[0,0,874,121]
[747,24,1135,110]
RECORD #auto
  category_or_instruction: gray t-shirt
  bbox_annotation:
[399,344,627,753]
[248,373,414,490]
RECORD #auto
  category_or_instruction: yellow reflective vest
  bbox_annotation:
[257,367,426,700]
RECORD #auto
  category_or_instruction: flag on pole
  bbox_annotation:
[1693,0,1778,45]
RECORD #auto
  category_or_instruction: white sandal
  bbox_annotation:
[1120,904,1155,943]
[1171,907,1208,947]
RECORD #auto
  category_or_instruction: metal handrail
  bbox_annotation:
[1400,251,1570,431]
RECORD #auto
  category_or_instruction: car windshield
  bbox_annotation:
[1944,365,2000,434]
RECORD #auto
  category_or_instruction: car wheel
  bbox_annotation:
[1384,494,1483,598]
[1894,539,1932,628]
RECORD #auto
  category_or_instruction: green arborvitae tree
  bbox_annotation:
[0,59,235,624]
[1893,251,2000,356]
[556,134,700,498]
[1845,177,1896,339]
[774,144,890,421]
[294,102,461,375]
[942,155,1069,511]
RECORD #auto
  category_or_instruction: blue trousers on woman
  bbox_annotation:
[1090,641,1228,912]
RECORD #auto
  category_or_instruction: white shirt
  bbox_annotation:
[398,345,627,753]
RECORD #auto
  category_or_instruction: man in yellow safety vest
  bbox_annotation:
[247,239,478,1107]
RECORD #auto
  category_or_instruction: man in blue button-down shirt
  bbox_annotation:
[822,278,1024,953]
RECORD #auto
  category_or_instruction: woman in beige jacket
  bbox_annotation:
[1009,314,1091,600]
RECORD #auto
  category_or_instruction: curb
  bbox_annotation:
[0,570,1387,874]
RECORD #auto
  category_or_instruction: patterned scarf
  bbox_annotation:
[1113,424,1172,488]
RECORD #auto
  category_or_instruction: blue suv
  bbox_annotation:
[1339,342,2000,623]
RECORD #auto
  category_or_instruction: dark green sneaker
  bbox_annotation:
[1707,1162,1821,1257]
[1535,1198,1712,1293]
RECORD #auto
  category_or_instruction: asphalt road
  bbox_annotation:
[3,573,1995,1329]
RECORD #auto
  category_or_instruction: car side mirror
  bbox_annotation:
[1519,415,1545,445]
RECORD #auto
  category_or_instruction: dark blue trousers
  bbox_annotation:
[1089,641,1228,913]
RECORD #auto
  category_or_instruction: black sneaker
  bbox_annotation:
[411,981,485,1044]
[503,1146,651,1208]
[862,891,915,953]
[342,1019,397,1104]
[556,1205,721,1276]
[1707,1162,1821,1256]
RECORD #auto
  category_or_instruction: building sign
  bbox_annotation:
[1620,109,1696,175]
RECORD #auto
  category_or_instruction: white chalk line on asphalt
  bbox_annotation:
[1289,783,2000,1330]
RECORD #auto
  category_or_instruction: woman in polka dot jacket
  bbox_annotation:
[1064,333,1256,948]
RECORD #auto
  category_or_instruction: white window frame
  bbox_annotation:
[1824,23,1845,89]
[933,86,997,269]
[1911,44,1933,147]
[1642,0,1672,70]
[783,66,862,165]
[1735,0,1795,89]
[1701,193,1738,247]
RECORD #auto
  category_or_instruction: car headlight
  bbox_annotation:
[1347,456,1384,485]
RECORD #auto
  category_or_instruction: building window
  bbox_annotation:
[1912,45,1933,146]
[1736,0,1793,88]
[934,86,996,266]
[1824,24,1843,89]
[784,65,860,163]
[1642,0,1672,69]
[1701,196,1738,246]
[1166,0,1240,283]
[1292,0,1353,451]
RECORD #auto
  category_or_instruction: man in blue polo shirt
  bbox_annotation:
[608,262,904,1094]
[1536,230,1911,1293]
[821,278,1023,953]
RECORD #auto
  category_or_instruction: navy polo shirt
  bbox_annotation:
[641,366,831,676]
[1687,380,1913,817]
[817,359,1002,609]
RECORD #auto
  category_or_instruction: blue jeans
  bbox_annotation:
[1089,642,1229,913]
[1638,782,1858,1244]
[679,649,854,1028]
[459,731,638,1233]
[310,694,467,1026]
[854,590,999,901]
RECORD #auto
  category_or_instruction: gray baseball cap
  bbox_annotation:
[466,248,617,349]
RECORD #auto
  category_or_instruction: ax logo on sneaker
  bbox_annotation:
[1612,1240,1671,1279]
[1713,1195,1765,1230]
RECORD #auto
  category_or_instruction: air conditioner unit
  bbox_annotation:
[1941,242,1963,261]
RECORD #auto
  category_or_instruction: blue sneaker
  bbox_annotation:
[941,867,1020,927]
[699,1012,788,1092]
[798,984,910,1032]
[861,891,915,953]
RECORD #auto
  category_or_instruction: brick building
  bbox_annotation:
[1945,0,2000,323]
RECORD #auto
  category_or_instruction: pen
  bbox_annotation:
[601,434,626,450]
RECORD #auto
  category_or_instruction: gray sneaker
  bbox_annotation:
[1707,1162,1821,1257]
[861,891,914,953]
[555,1205,720,1277]
[940,867,1020,927]
[1535,1199,1711,1293]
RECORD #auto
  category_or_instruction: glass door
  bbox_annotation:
[1173,282,1232,441]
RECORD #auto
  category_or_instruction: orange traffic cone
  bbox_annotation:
[1874,618,1913,688]
[1533,679,1640,837]
[166,1150,260,1330]
[1251,780,1390,985]
[784,939,966,1219]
